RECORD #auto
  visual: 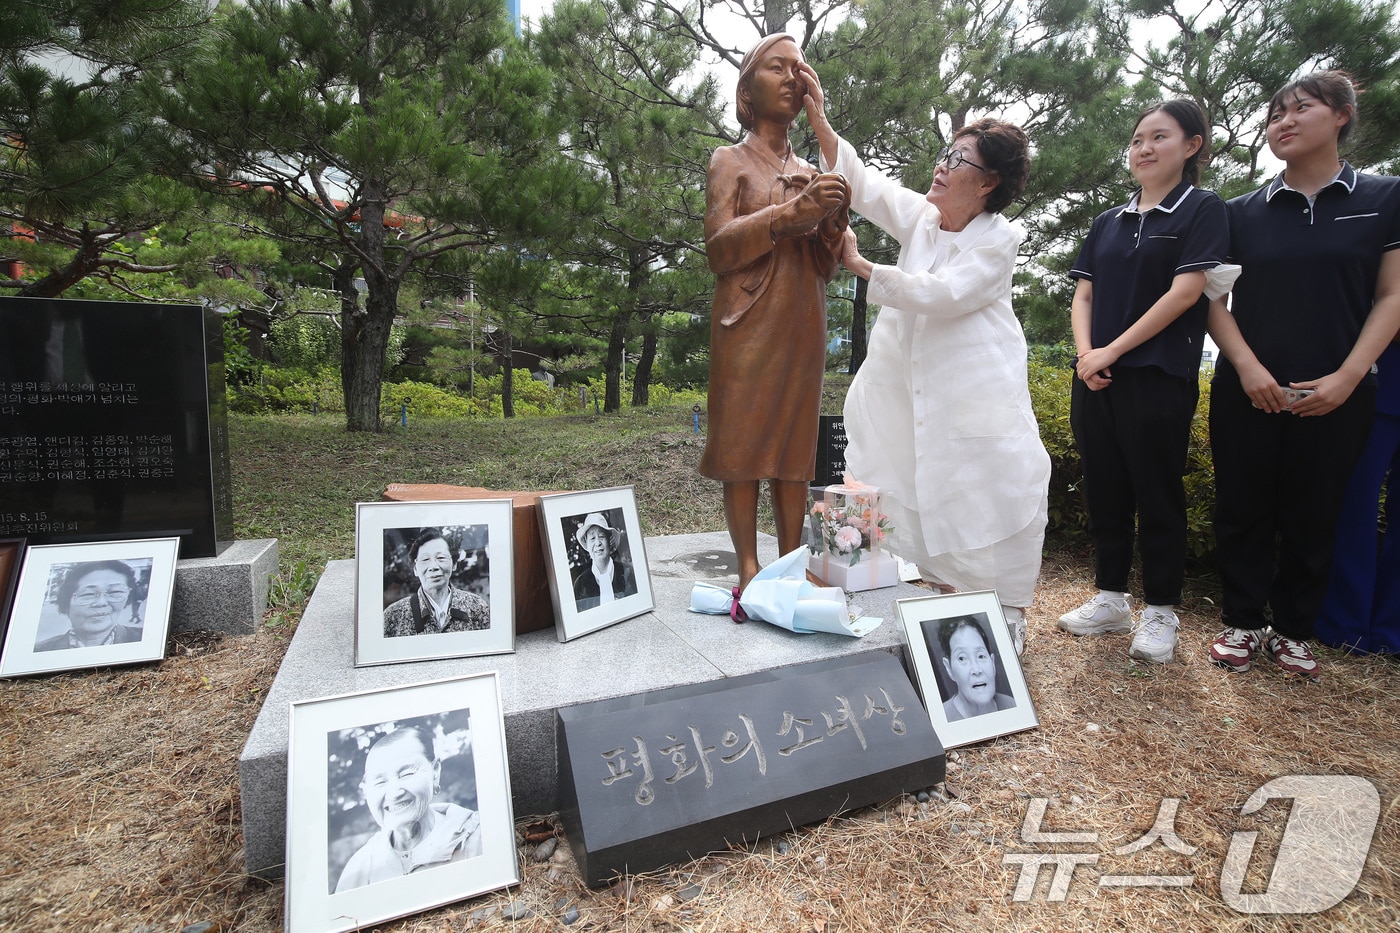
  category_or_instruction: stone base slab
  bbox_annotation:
[238,532,933,879]
[172,537,277,635]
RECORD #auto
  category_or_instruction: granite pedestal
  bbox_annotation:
[173,538,278,634]
[239,531,934,878]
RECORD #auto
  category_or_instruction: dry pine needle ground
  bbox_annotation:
[1,551,1398,932]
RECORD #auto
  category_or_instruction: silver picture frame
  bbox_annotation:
[896,590,1039,749]
[285,672,519,933]
[536,486,654,642]
[0,537,180,678]
[354,499,514,666]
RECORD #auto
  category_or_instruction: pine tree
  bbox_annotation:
[0,0,211,297]
[159,0,578,431]
[534,0,723,411]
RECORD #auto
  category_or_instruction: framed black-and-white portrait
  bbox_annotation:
[354,500,514,666]
[0,537,24,644]
[896,590,1037,749]
[537,487,653,642]
[0,537,180,678]
[286,673,519,933]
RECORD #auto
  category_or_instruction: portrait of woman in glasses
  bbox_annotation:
[801,64,1051,657]
[34,559,146,652]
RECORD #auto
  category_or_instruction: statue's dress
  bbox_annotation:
[700,135,844,482]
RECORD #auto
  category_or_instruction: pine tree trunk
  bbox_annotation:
[341,282,397,432]
[604,309,628,413]
[501,329,515,419]
[631,323,656,407]
[343,178,396,432]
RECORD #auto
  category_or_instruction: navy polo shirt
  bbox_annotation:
[1070,179,1228,380]
[1218,163,1400,387]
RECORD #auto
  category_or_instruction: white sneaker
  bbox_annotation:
[1003,606,1026,657]
[1129,606,1180,663]
[1057,593,1131,635]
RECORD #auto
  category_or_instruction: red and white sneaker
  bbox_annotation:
[1265,633,1321,682]
[1209,627,1262,673]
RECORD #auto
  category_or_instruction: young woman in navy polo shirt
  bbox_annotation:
[1206,71,1400,680]
[1057,99,1229,664]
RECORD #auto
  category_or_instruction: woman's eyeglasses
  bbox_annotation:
[937,146,988,172]
[72,587,130,606]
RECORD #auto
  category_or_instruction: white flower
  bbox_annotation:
[834,525,863,553]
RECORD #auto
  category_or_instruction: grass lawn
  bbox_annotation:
[231,407,726,575]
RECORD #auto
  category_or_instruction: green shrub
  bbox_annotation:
[231,365,713,422]
[469,369,588,417]
[382,380,477,418]
[650,385,707,409]
[228,367,343,414]
[1029,359,1216,564]
[567,375,708,413]
[267,312,342,371]
[221,315,259,387]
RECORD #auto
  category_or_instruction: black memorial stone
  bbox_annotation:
[0,298,232,557]
[557,650,945,886]
[815,414,847,487]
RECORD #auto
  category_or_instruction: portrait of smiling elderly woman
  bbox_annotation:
[927,615,1015,723]
[334,725,482,893]
[383,528,490,638]
[34,560,144,652]
[570,511,638,612]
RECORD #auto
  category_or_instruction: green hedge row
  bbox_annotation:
[230,369,587,419]
[229,368,710,420]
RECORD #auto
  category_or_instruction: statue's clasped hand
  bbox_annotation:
[773,171,850,238]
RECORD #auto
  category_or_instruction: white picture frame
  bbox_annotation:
[896,590,1038,749]
[536,486,654,642]
[354,500,514,666]
[285,672,519,933]
[0,537,180,678]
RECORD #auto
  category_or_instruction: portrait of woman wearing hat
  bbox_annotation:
[568,510,638,612]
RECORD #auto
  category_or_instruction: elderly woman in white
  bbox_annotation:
[800,63,1050,654]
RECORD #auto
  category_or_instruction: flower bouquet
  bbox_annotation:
[807,482,899,591]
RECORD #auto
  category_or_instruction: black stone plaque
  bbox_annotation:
[815,414,847,486]
[557,650,945,886]
[0,298,232,557]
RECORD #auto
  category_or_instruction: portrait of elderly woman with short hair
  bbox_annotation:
[382,528,490,638]
[333,724,482,893]
[923,615,1016,723]
[34,560,145,652]
[569,511,638,612]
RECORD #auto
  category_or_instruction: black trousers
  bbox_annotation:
[1210,376,1376,638]
[1070,365,1198,605]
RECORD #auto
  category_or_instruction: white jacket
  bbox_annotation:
[827,138,1050,554]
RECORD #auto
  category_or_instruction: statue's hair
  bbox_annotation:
[735,33,799,131]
